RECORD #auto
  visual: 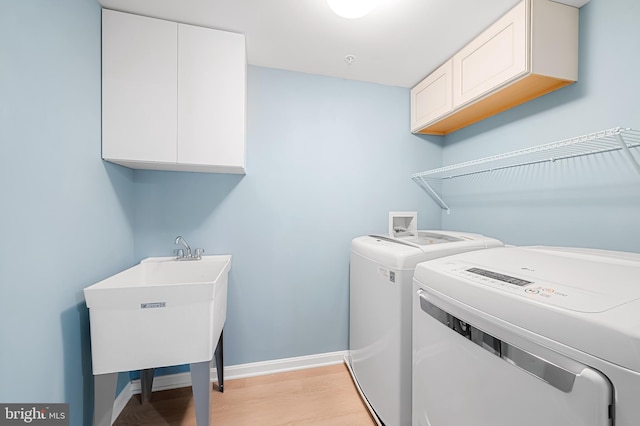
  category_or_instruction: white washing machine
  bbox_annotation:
[348,231,503,426]
[412,246,640,426]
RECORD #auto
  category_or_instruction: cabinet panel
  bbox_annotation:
[453,0,527,108]
[530,0,579,80]
[177,24,246,170]
[412,0,577,135]
[410,60,452,133]
[101,10,177,164]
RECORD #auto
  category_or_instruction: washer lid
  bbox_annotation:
[370,230,502,250]
[352,231,503,269]
[388,231,464,246]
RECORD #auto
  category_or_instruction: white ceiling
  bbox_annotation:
[98,0,587,88]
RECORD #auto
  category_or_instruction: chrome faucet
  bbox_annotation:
[175,236,204,261]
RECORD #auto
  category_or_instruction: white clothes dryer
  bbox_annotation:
[349,231,503,426]
[412,246,640,426]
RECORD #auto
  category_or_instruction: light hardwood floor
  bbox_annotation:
[114,363,376,425]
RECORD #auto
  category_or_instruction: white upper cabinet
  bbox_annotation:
[101,9,246,174]
[411,0,578,135]
[410,60,453,133]
[177,24,245,171]
[452,1,527,109]
[102,10,177,164]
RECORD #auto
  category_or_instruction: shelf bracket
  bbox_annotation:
[412,176,450,214]
[614,131,640,175]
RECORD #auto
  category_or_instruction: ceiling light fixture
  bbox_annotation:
[326,0,382,19]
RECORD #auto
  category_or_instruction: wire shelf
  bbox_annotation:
[412,127,640,212]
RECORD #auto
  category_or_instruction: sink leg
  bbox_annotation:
[190,360,212,426]
[140,368,155,404]
[93,373,117,426]
[214,330,224,392]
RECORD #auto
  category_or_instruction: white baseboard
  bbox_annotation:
[111,350,348,424]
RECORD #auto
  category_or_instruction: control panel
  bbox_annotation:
[467,268,532,286]
[436,261,622,313]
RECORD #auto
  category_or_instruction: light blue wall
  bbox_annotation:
[440,0,640,253]
[0,0,440,417]
[0,1,135,425]
[132,66,442,368]
[7,0,635,423]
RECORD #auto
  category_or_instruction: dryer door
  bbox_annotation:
[412,288,613,426]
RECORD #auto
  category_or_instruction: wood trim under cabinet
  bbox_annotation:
[414,74,574,135]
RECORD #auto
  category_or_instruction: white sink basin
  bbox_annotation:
[84,255,231,375]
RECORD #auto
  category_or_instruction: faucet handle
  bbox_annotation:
[176,248,185,259]
[194,248,205,259]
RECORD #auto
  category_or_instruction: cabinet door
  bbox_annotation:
[452,0,527,108]
[411,60,453,133]
[177,24,246,170]
[102,10,177,164]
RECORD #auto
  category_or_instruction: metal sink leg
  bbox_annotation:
[214,329,224,392]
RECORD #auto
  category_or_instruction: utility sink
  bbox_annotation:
[84,255,231,375]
